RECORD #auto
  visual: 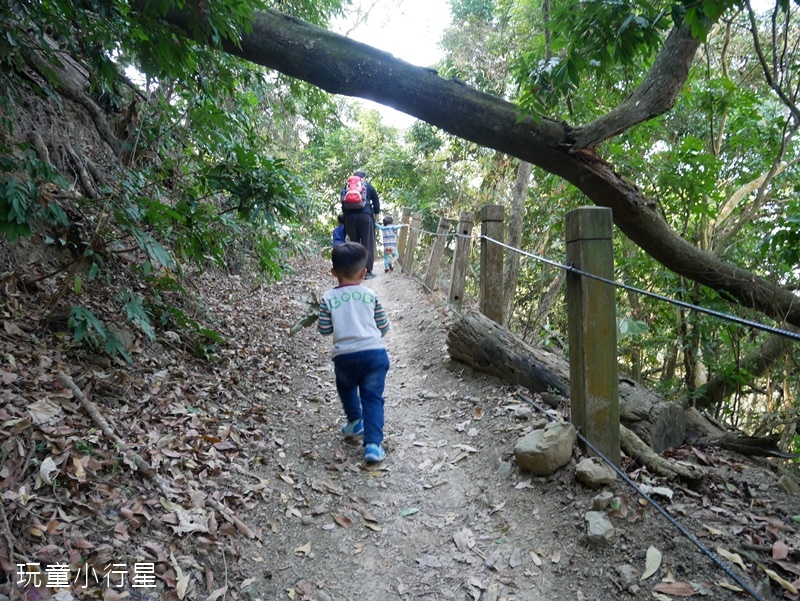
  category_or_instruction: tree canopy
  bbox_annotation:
[155,2,800,330]
[1,0,798,439]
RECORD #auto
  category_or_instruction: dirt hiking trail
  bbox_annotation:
[224,256,762,601]
[2,253,794,601]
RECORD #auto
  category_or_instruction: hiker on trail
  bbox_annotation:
[317,242,390,463]
[332,214,347,247]
[340,170,380,279]
[378,215,403,273]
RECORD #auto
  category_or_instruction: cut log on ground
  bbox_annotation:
[447,310,570,395]
[447,311,685,452]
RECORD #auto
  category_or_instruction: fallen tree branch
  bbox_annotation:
[56,370,174,498]
[449,311,686,451]
[58,371,256,538]
[205,496,256,539]
[0,502,19,594]
[694,433,800,459]
[570,24,702,150]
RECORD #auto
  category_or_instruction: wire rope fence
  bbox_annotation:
[399,216,799,344]
[386,203,799,601]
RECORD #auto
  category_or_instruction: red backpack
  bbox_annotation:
[342,175,368,210]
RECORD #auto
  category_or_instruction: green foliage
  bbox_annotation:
[672,0,732,41]
[617,316,650,339]
[74,440,95,455]
[0,177,33,242]
[159,302,224,359]
[759,197,800,272]
[0,147,69,242]
[68,306,132,364]
[254,235,284,280]
[118,289,156,341]
[451,0,497,21]
[197,152,305,225]
[513,0,670,115]
[407,123,444,157]
[0,0,345,369]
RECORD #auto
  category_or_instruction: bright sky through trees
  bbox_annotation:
[334,0,452,127]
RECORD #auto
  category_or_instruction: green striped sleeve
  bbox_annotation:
[318,299,333,335]
[374,298,390,334]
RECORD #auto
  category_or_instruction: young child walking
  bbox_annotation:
[332,214,346,247]
[378,215,403,272]
[317,242,390,463]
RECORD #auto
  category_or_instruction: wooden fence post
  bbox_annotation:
[404,212,423,275]
[397,208,411,268]
[424,216,451,291]
[479,205,505,324]
[449,211,474,305]
[565,206,620,467]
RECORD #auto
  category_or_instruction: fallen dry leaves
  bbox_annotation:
[0,259,328,600]
[2,249,799,601]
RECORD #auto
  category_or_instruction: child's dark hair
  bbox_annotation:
[383,215,394,226]
[332,242,368,278]
[337,214,345,225]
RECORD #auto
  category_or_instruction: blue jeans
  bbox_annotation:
[333,349,390,446]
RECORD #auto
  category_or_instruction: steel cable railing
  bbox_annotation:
[404,223,799,342]
[402,221,795,600]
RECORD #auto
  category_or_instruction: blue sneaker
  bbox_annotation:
[341,419,364,439]
[364,443,386,463]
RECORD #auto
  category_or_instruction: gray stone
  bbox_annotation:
[592,491,614,511]
[531,417,550,430]
[585,511,614,544]
[778,475,800,496]
[240,579,263,600]
[513,406,534,420]
[575,457,617,488]
[616,564,641,594]
[514,421,576,476]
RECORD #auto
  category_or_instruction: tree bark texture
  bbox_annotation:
[161,7,800,329]
[447,311,686,452]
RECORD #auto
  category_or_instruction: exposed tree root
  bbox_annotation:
[621,424,706,483]
[64,143,98,199]
[27,130,50,164]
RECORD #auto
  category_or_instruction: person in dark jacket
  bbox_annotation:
[341,170,380,278]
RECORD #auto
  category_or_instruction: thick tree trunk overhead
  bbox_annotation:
[165,7,800,328]
[447,311,686,452]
